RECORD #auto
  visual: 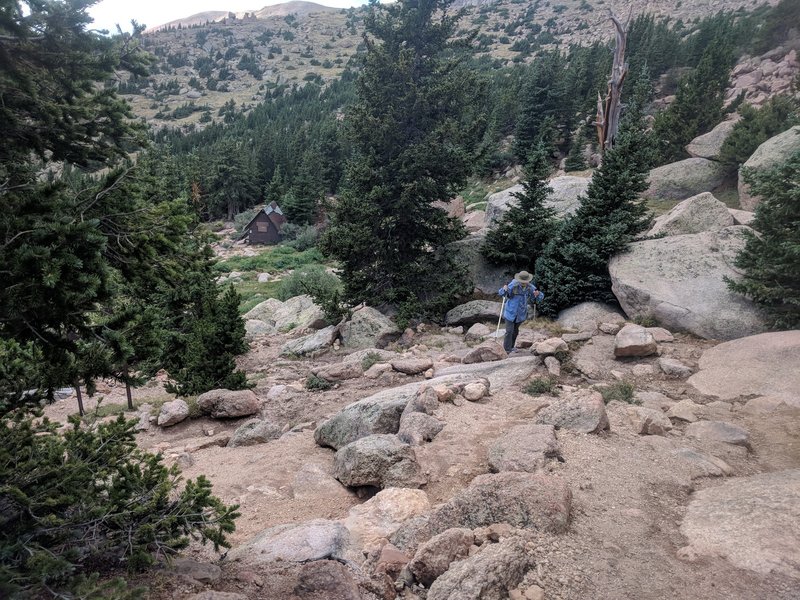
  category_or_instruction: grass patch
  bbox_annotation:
[524,376,558,396]
[232,278,283,314]
[214,245,325,274]
[361,351,383,371]
[632,314,659,328]
[599,381,636,404]
[523,318,567,336]
[305,374,332,391]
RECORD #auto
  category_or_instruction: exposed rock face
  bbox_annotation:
[685,421,751,448]
[463,341,507,364]
[686,119,738,160]
[557,302,625,331]
[728,208,755,226]
[626,406,672,436]
[196,389,260,418]
[398,412,444,446]
[739,126,800,210]
[228,519,351,564]
[243,297,283,322]
[391,358,434,376]
[427,537,535,600]
[645,158,728,201]
[534,389,609,434]
[534,337,568,356]
[488,424,560,472]
[435,356,540,390]
[448,234,507,295]
[158,399,189,427]
[340,306,401,349]
[314,387,412,450]
[172,558,221,583]
[485,176,590,226]
[245,318,274,340]
[343,488,430,551]
[609,226,767,340]
[408,528,474,587]
[445,300,503,326]
[312,361,364,382]
[391,472,571,553]
[462,210,486,233]
[614,324,657,358]
[657,357,693,378]
[647,192,734,237]
[227,418,282,447]
[680,469,800,578]
[333,434,426,489]
[687,331,800,400]
[273,294,327,331]
[281,325,338,356]
[293,560,362,600]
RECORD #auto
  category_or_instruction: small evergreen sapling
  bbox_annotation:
[727,150,800,329]
[535,93,655,315]
[481,143,559,272]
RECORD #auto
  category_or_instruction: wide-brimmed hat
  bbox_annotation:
[514,270,533,283]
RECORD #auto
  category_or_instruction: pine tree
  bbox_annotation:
[652,37,735,164]
[514,51,570,161]
[535,95,655,316]
[727,150,800,329]
[285,148,324,224]
[482,143,559,272]
[165,285,249,396]
[719,96,799,168]
[320,0,483,320]
[565,123,589,172]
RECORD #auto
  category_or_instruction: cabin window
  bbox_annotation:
[257,223,268,232]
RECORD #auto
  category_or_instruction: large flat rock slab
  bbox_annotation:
[609,226,767,340]
[688,331,800,400]
[680,469,800,579]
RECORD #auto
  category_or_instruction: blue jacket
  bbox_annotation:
[498,280,544,323]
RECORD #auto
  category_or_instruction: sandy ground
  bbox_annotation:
[45,327,800,600]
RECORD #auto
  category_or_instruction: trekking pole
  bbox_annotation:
[496,296,506,337]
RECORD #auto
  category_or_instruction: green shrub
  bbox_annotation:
[524,376,558,395]
[599,381,636,404]
[633,314,658,327]
[282,223,320,251]
[0,413,238,598]
[277,264,342,302]
[214,246,325,274]
[361,351,383,371]
[718,96,799,167]
[305,374,332,391]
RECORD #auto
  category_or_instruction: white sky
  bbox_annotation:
[88,0,368,33]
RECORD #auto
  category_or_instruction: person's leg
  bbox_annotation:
[503,320,516,353]
[510,321,521,350]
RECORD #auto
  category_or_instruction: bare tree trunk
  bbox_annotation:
[125,378,134,411]
[74,380,85,417]
[595,11,630,155]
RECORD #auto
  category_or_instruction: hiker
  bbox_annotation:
[498,270,544,353]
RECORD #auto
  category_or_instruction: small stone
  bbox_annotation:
[599,322,621,335]
[614,324,658,358]
[668,399,702,422]
[544,356,561,377]
[466,323,492,340]
[647,327,675,342]
[658,357,693,378]
[364,362,393,379]
[463,381,489,401]
[391,358,434,376]
[627,406,673,436]
[535,337,568,355]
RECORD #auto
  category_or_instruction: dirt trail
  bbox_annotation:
[45,327,800,599]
